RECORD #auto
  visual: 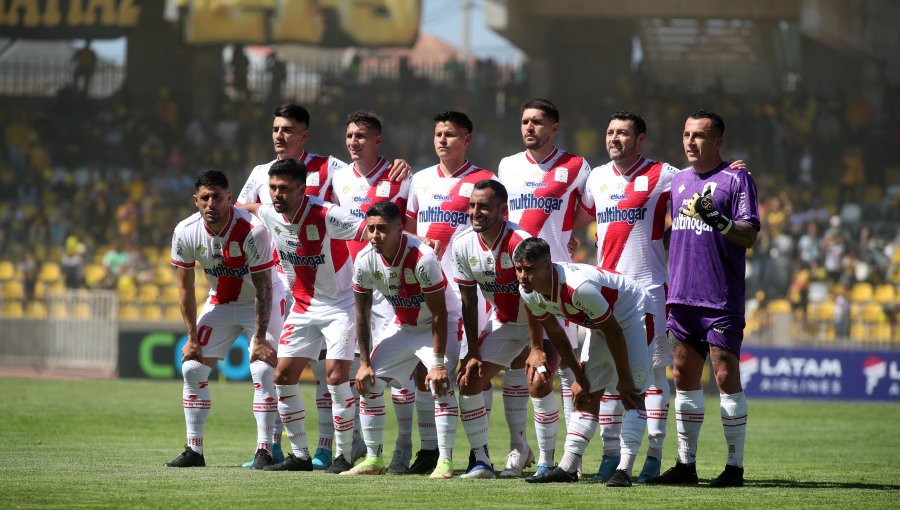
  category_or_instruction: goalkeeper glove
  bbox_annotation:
[679,188,733,234]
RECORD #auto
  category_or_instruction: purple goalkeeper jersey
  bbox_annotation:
[668,162,760,314]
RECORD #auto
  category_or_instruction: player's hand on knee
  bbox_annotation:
[250,336,277,366]
[426,367,451,397]
[457,356,482,389]
[356,363,377,397]
[526,349,550,385]
[182,340,204,364]
[571,378,592,410]
[616,376,646,411]
[678,188,733,233]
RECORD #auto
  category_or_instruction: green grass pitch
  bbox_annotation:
[1,377,898,509]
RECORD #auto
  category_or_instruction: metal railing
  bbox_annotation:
[0,290,118,376]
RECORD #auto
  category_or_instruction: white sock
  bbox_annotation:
[434,389,459,460]
[645,367,670,460]
[416,389,438,450]
[617,409,648,476]
[329,382,356,462]
[312,361,334,450]
[599,391,623,456]
[531,393,559,466]
[560,411,598,472]
[459,392,489,459]
[182,360,211,454]
[720,391,748,468]
[675,389,704,464]
[392,378,415,450]
[250,360,276,450]
[502,368,529,452]
[360,379,387,457]
[276,383,309,459]
[483,386,494,422]
[557,367,576,428]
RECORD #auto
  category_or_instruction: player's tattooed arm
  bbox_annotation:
[355,290,374,365]
[250,271,276,366]
[723,220,758,249]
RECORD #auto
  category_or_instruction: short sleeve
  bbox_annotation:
[352,255,373,292]
[571,282,612,323]
[170,228,194,268]
[519,288,551,321]
[246,221,275,272]
[416,250,447,293]
[324,204,366,241]
[452,240,476,286]
[236,167,263,205]
[731,170,760,231]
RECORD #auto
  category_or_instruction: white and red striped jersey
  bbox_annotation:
[236,151,346,205]
[256,197,366,313]
[520,262,648,330]
[331,156,411,260]
[171,207,278,305]
[353,235,449,331]
[581,156,677,293]
[497,148,591,262]
[406,161,497,276]
[452,221,529,324]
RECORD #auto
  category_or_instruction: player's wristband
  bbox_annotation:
[720,219,734,235]
[432,354,446,369]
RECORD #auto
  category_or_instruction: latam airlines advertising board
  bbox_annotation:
[739,346,900,401]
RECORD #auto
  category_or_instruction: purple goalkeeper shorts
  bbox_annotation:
[666,304,745,357]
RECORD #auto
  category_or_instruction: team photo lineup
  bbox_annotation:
[166,99,759,488]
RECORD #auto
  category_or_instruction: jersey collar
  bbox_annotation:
[203,206,235,237]
[525,147,559,165]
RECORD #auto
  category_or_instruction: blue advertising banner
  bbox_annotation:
[739,346,900,401]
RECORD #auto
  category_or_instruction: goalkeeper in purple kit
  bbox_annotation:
[646,111,759,488]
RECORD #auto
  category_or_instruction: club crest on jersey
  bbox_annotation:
[376,182,391,197]
[196,244,206,254]
[500,253,513,269]
[555,168,568,182]
[273,225,282,235]
[228,241,242,257]
[306,173,320,186]
[404,268,416,284]
[459,182,474,197]
[306,225,320,241]
[469,255,478,266]
[374,270,383,281]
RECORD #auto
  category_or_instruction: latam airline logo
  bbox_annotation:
[863,356,886,396]
[739,352,759,387]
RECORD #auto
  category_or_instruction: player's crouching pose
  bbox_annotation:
[166,170,284,468]
[514,238,652,486]
[241,158,367,473]
[347,201,461,478]
[452,180,559,480]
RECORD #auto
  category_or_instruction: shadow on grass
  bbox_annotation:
[746,479,900,490]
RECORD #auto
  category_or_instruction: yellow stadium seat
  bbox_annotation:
[0,260,15,281]
[165,305,183,322]
[38,262,62,283]
[874,284,896,305]
[26,300,47,319]
[141,304,163,322]
[154,266,175,286]
[815,302,836,322]
[73,302,91,320]
[3,281,24,300]
[862,303,886,323]
[142,247,159,265]
[851,283,873,303]
[161,285,180,305]
[138,284,160,305]
[118,285,137,304]
[767,299,792,313]
[45,281,66,297]
[84,264,106,288]
[119,304,140,321]
[49,301,68,319]
[2,301,24,318]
